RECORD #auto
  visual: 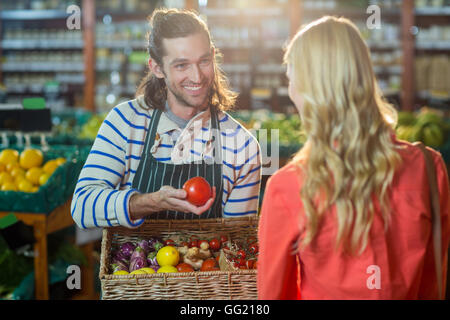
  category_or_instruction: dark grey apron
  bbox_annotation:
[132,106,223,219]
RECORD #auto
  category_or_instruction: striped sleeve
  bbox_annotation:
[70,105,145,229]
[223,134,262,217]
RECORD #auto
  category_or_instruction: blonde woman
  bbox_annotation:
[257,16,450,300]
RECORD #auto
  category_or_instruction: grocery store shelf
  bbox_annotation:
[201,7,283,17]
[2,62,84,72]
[415,7,450,16]
[367,41,401,50]
[373,65,402,75]
[95,39,147,50]
[0,9,71,20]
[1,39,84,49]
[416,41,450,50]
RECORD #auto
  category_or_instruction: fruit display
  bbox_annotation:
[0,148,66,193]
[396,107,450,149]
[77,113,107,140]
[109,234,258,275]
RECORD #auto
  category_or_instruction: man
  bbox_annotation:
[71,8,262,229]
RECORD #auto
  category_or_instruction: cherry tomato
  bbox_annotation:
[189,239,198,248]
[237,258,246,267]
[200,258,219,271]
[249,243,259,255]
[164,239,175,246]
[182,177,212,206]
[220,235,228,244]
[237,250,246,260]
[246,259,255,269]
[209,238,221,251]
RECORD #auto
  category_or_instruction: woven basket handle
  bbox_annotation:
[413,142,443,300]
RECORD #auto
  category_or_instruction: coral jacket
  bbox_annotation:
[257,139,450,299]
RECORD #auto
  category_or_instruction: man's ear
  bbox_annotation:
[148,58,165,79]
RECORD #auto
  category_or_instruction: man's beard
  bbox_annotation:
[166,81,211,109]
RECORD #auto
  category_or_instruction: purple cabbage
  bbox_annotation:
[138,239,150,255]
[147,251,158,266]
[111,260,129,273]
[119,242,136,260]
[129,246,148,272]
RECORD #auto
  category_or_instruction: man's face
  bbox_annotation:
[155,32,215,111]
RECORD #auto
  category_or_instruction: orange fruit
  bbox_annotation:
[1,182,18,191]
[38,173,50,186]
[6,162,20,172]
[25,167,43,185]
[0,149,19,166]
[19,149,43,169]
[43,160,58,175]
[18,179,34,192]
[0,172,13,185]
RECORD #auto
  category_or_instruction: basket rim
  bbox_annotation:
[101,269,257,280]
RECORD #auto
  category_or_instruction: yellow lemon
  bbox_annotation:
[6,162,20,172]
[43,160,58,175]
[10,167,25,179]
[1,182,18,191]
[129,269,147,275]
[18,179,34,192]
[157,266,178,273]
[0,172,13,185]
[25,167,43,185]
[113,270,129,275]
[139,267,156,274]
[19,149,43,169]
[156,246,180,267]
[0,163,5,172]
[55,157,66,166]
[38,173,51,186]
[0,149,19,166]
[31,186,39,193]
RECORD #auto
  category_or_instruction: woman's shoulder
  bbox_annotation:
[266,162,303,193]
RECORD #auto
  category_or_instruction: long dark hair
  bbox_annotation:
[136,8,237,111]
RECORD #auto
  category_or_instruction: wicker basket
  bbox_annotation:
[99,216,258,300]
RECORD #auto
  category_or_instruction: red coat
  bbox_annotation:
[257,139,450,299]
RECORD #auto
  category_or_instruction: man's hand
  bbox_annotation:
[129,186,216,220]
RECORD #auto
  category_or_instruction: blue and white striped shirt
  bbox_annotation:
[71,96,262,229]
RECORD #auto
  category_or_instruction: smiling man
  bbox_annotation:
[71,8,262,228]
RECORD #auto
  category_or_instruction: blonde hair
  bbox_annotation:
[284,16,402,255]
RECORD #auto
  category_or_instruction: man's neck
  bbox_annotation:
[166,95,207,121]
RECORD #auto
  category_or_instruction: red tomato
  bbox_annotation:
[220,235,228,244]
[176,263,194,272]
[237,258,246,267]
[209,238,221,251]
[189,239,198,248]
[164,239,175,246]
[200,258,219,271]
[249,243,259,255]
[246,259,255,269]
[237,250,246,260]
[182,177,212,206]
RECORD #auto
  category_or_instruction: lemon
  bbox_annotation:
[113,270,129,275]
[18,179,34,192]
[55,157,66,166]
[157,266,178,273]
[26,167,43,185]
[156,246,180,267]
[0,149,19,166]
[31,186,39,193]
[43,160,58,175]
[0,163,5,172]
[129,269,147,275]
[1,182,17,191]
[10,167,25,179]
[139,267,156,274]
[19,149,43,170]
[0,172,13,185]
[6,162,20,172]
[39,172,51,186]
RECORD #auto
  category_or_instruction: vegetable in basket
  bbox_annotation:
[129,246,148,272]
[119,242,136,260]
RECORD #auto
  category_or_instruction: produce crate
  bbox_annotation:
[0,145,89,214]
[99,216,258,300]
